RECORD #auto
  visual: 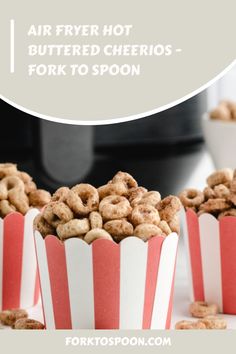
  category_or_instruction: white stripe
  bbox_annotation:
[199,214,223,311]
[151,233,178,329]
[34,231,55,329]
[0,218,3,310]
[181,208,194,301]
[120,237,148,329]
[20,209,39,308]
[65,238,94,329]
[10,19,15,73]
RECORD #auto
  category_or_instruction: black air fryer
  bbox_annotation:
[0,91,206,195]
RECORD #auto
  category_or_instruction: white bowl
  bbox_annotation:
[202,113,236,169]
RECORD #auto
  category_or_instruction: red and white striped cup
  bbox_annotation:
[34,232,178,329]
[0,209,40,310]
[183,208,236,314]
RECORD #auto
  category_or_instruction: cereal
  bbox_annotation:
[203,186,215,200]
[218,208,236,219]
[131,204,160,226]
[157,195,182,222]
[214,184,230,199]
[34,171,181,243]
[0,200,16,217]
[57,219,90,240]
[175,320,206,330]
[131,191,161,207]
[52,187,70,202]
[199,198,231,214]
[29,189,51,207]
[0,163,50,217]
[99,195,132,220]
[198,315,227,329]
[207,169,233,188]
[0,309,28,326]
[89,211,103,229]
[179,189,204,208]
[0,163,17,178]
[104,219,133,241]
[43,202,74,228]
[33,214,55,238]
[67,184,99,216]
[98,182,128,199]
[133,223,164,241]
[210,100,236,121]
[13,318,45,330]
[159,220,172,235]
[189,301,218,318]
[84,228,113,244]
[112,171,138,189]
[128,187,147,205]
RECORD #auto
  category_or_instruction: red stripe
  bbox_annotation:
[2,213,24,310]
[93,239,120,329]
[33,267,40,306]
[220,217,236,314]
[165,256,177,329]
[45,236,72,329]
[186,209,205,300]
[142,236,164,329]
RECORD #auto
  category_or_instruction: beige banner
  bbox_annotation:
[0,330,235,354]
[0,0,236,124]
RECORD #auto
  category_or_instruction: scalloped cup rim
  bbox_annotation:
[0,208,39,221]
[185,208,236,222]
[34,230,178,246]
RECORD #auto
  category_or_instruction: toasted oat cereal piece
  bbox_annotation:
[179,189,204,208]
[199,198,231,214]
[218,208,236,219]
[14,318,45,330]
[209,104,232,121]
[158,220,172,235]
[84,228,113,244]
[57,218,90,240]
[175,320,206,329]
[197,316,227,329]
[207,169,233,188]
[89,211,103,229]
[104,219,133,241]
[0,309,28,326]
[157,195,182,222]
[189,301,218,318]
[131,204,160,226]
[133,223,165,241]
[213,184,230,199]
[203,186,215,200]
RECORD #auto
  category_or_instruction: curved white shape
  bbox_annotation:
[65,238,94,329]
[0,61,235,125]
[34,231,55,329]
[20,208,40,308]
[199,214,223,312]
[151,233,178,329]
[119,236,148,329]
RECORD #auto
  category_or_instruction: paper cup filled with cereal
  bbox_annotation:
[34,171,180,329]
[179,168,236,314]
[202,100,236,169]
[0,163,51,310]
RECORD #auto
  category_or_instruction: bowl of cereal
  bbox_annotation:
[34,171,180,329]
[0,163,51,310]
[179,168,236,314]
[202,100,236,169]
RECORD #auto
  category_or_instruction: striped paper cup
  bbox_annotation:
[0,209,40,310]
[34,232,178,329]
[183,208,236,314]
